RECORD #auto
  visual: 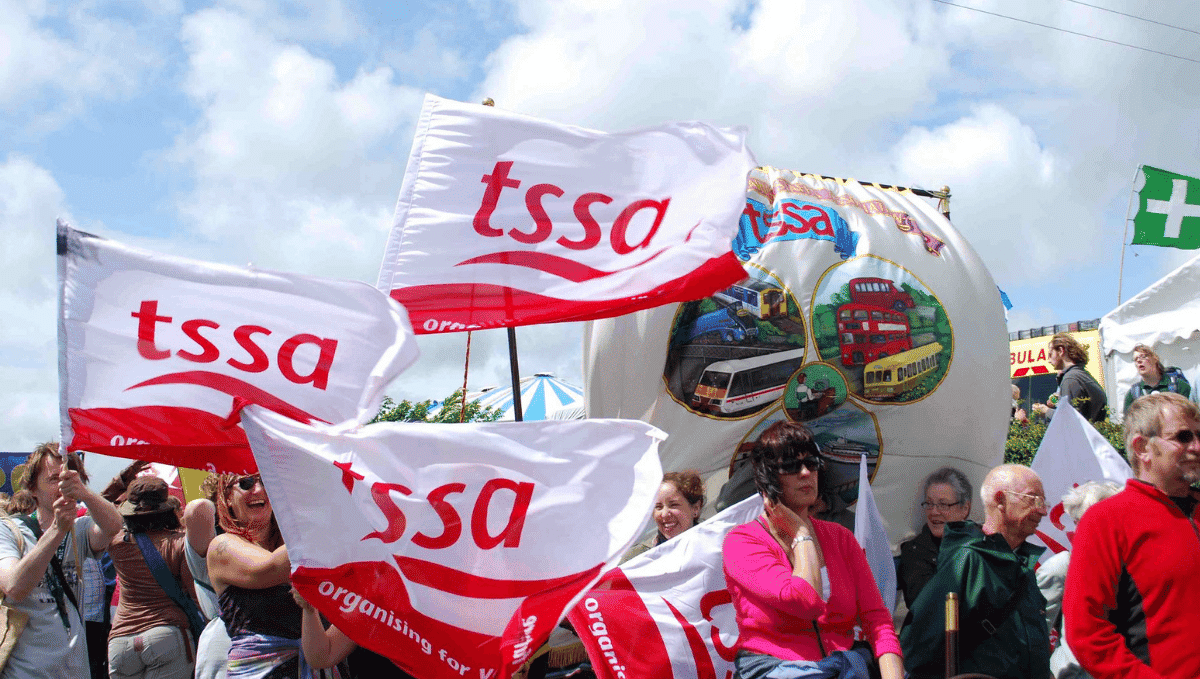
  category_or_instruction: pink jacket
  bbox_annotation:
[723,516,902,661]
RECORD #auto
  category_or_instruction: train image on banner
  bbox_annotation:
[862,342,944,399]
[691,348,806,416]
[713,280,787,320]
[677,307,757,345]
[836,303,912,366]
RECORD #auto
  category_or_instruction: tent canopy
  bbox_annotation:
[471,373,586,422]
[1100,251,1200,417]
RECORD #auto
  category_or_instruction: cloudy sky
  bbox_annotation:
[4,0,1199,463]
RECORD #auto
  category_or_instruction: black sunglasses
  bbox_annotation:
[776,456,824,474]
[1161,429,1200,446]
[236,475,262,491]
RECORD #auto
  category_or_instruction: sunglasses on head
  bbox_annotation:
[776,456,824,474]
[235,475,261,491]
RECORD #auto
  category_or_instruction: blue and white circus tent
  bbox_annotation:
[471,373,586,421]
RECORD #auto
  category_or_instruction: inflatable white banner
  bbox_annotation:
[584,168,1009,545]
[242,406,664,679]
[58,221,418,472]
[377,94,756,333]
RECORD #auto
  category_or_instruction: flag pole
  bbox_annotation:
[1117,165,1143,306]
[482,97,525,422]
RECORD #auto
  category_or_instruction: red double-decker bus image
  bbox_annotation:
[837,303,912,365]
[848,277,914,312]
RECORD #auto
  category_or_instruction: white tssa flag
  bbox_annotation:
[58,221,418,473]
[1029,401,1131,561]
[377,94,756,334]
[241,406,664,679]
[567,495,763,679]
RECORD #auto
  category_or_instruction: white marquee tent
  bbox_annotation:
[1100,251,1200,418]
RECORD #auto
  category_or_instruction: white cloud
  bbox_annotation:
[168,6,424,281]
[0,1,160,128]
[0,153,71,449]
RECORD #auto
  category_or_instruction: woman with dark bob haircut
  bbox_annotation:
[722,421,903,679]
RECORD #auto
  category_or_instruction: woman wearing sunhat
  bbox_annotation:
[107,474,200,679]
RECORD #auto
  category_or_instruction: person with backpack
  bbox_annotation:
[1124,344,1193,411]
[106,475,203,679]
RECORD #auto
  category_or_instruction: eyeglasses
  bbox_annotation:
[1159,429,1200,446]
[1004,490,1047,510]
[235,475,262,491]
[777,456,824,474]
[920,500,963,512]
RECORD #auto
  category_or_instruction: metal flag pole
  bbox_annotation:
[1117,165,1143,307]
[482,97,525,422]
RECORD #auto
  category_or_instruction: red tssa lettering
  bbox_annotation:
[277,334,337,391]
[131,300,173,360]
[611,199,669,255]
[363,482,413,544]
[177,319,220,363]
[510,184,564,244]
[471,478,534,549]
[412,483,466,549]
[473,160,670,254]
[700,589,737,661]
[559,193,610,250]
[227,325,271,373]
[475,161,521,237]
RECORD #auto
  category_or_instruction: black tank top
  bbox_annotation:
[218,583,302,639]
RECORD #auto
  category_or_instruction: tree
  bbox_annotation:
[1004,410,1126,467]
[371,389,504,424]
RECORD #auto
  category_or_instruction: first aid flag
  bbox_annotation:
[377,94,756,334]
[242,406,664,679]
[58,221,418,472]
[1132,165,1200,250]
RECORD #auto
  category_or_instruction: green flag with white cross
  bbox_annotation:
[1132,165,1200,249]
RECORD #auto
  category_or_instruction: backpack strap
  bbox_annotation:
[132,533,207,643]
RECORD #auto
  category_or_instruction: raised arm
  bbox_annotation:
[58,468,123,553]
[206,535,290,593]
[183,499,217,557]
[0,496,77,601]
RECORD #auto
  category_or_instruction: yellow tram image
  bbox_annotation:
[862,342,943,399]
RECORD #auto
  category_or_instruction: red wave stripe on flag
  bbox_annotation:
[392,555,599,598]
[394,250,746,334]
[126,371,327,424]
[454,247,669,283]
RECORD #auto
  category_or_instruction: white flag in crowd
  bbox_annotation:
[1029,401,1132,560]
[854,453,896,613]
[567,494,763,679]
[58,221,418,473]
[241,406,664,679]
[377,94,756,334]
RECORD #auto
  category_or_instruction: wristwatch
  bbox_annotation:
[791,534,814,549]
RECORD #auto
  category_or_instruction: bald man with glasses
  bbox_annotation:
[1064,392,1200,679]
[901,464,1051,679]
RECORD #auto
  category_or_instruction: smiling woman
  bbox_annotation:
[897,467,972,622]
[205,473,333,679]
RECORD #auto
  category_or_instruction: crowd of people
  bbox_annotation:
[0,335,1196,679]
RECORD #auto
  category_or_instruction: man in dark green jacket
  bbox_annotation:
[900,464,1051,679]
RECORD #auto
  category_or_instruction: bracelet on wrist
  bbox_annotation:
[791,534,814,550]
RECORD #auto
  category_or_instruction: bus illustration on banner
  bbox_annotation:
[863,343,944,399]
[836,304,912,366]
[714,280,787,320]
[848,277,914,312]
[691,348,806,416]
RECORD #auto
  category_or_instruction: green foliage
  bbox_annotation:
[1005,411,1127,467]
[371,389,504,424]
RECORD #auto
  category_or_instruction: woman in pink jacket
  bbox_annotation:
[722,421,903,679]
